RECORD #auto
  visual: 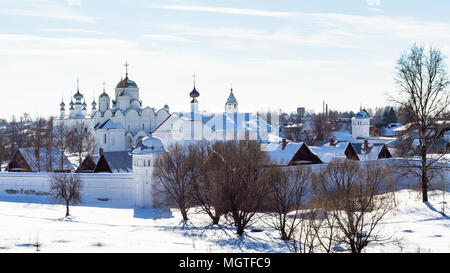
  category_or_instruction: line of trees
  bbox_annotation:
[0,115,95,172]
[152,140,399,253]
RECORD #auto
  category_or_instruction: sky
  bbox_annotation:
[1,0,450,119]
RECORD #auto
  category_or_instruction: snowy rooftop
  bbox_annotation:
[133,136,166,154]
[309,142,355,163]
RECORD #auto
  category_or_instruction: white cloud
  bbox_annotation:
[67,0,81,6]
[140,34,194,43]
[41,28,113,35]
[368,7,383,12]
[0,0,95,22]
[0,34,159,56]
[366,0,381,6]
[150,4,295,18]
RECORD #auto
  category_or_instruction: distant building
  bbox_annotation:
[132,136,166,208]
[351,110,371,140]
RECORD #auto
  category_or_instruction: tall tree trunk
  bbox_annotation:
[66,201,70,217]
[212,215,220,225]
[236,224,245,236]
[421,152,428,202]
[180,206,189,221]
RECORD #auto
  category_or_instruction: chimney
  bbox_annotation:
[364,139,369,150]
[99,147,103,156]
[329,137,334,146]
[282,138,287,150]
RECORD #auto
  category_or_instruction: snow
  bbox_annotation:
[332,130,353,142]
[0,189,448,253]
[309,142,350,163]
[262,142,303,165]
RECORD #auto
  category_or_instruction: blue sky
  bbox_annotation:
[1,0,450,118]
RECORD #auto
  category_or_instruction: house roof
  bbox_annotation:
[262,142,304,165]
[14,148,73,172]
[95,151,132,173]
[309,142,359,163]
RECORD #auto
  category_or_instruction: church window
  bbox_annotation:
[104,134,107,144]
[148,159,151,166]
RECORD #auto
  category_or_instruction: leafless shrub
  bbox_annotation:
[189,141,227,225]
[214,140,272,236]
[313,159,398,253]
[264,166,312,241]
[152,142,195,222]
[49,172,83,217]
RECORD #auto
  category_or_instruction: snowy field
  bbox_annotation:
[0,190,448,253]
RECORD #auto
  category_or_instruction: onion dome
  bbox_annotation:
[82,99,87,108]
[116,75,138,88]
[69,99,74,110]
[100,91,109,98]
[189,85,200,99]
[74,91,83,100]
[91,99,97,107]
[226,88,238,105]
[60,99,65,110]
[99,81,109,98]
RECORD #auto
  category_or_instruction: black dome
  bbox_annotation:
[116,76,138,88]
[189,86,199,98]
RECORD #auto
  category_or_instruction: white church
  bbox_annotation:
[55,63,275,207]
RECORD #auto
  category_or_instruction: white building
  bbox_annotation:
[132,136,166,208]
[55,64,169,152]
[152,85,275,147]
[351,110,371,140]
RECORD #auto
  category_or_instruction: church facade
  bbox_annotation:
[56,64,276,155]
[55,65,170,152]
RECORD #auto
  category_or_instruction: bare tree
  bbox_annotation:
[31,117,47,172]
[215,140,271,236]
[55,121,69,171]
[50,173,83,217]
[314,160,397,253]
[392,44,449,202]
[43,117,57,172]
[152,143,194,222]
[312,113,332,142]
[265,166,312,241]
[189,142,227,225]
[66,121,95,166]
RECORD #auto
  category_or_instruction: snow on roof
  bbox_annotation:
[332,130,353,142]
[353,111,369,119]
[309,142,351,163]
[133,136,166,154]
[100,152,132,173]
[261,142,304,165]
[95,119,123,130]
[352,143,386,160]
[16,147,73,172]
[177,112,275,134]
[226,90,238,105]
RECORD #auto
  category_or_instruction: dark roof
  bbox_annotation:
[7,148,73,172]
[93,151,132,173]
[116,76,138,88]
[226,89,238,105]
[189,86,200,98]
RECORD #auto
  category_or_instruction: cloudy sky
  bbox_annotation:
[1,0,450,119]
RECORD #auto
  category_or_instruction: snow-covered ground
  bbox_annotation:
[0,189,448,253]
